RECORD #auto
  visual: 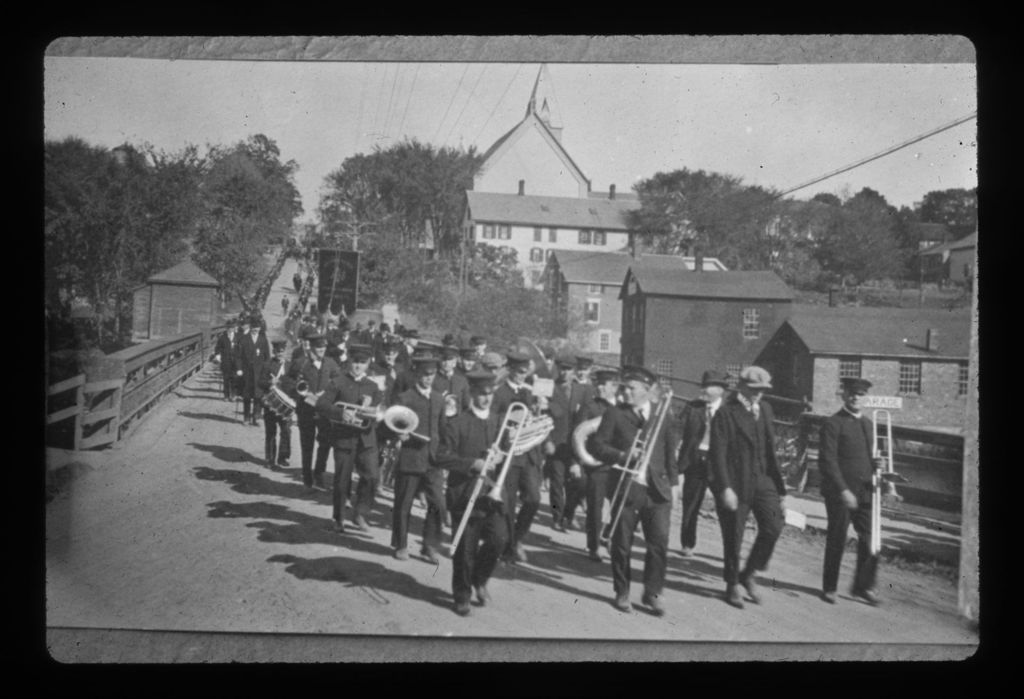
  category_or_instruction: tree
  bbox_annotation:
[193,135,303,310]
[813,187,906,285]
[916,187,977,240]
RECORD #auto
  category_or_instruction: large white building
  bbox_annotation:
[464,65,637,288]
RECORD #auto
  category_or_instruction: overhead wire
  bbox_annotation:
[432,63,471,145]
[474,64,524,147]
[380,62,403,143]
[443,64,488,148]
[395,63,422,142]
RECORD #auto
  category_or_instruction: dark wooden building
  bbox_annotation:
[619,267,793,395]
[132,260,222,341]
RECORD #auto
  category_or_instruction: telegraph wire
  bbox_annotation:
[395,63,422,143]
[443,64,488,148]
[381,63,402,143]
[473,64,524,147]
[432,63,471,145]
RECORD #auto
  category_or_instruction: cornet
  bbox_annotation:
[329,399,380,430]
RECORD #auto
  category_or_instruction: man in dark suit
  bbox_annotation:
[591,366,680,616]
[709,366,787,610]
[437,370,508,617]
[257,339,293,468]
[456,347,478,377]
[434,345,471,413]
[214,320,239,400]
[677,370,730,557]
[572,356,597,411]
[237,315,271,426]
[576,368,620,562]
[282,332,341,490]
[387,348,446,563]
[315,344,384,533]
[492,351,544,564]
[546,356,583,532]
[819,377,886,606]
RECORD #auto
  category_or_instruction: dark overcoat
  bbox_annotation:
[708,397,786,503]
[818,409,876,504]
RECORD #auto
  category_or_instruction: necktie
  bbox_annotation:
[751,402,760,421]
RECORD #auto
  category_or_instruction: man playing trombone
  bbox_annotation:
[591,366,680,616]
[818,377,886,606]
[436,370,509,616]
[315,344,384,533]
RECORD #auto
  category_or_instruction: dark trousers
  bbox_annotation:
[680,453,711,550]
[451,507,509,604]
[823,497,879,593]
[297,417,329,487]
[610,483,671,596]
[391,469,446,551]
[221,370,236,399]
[585,467,613,553]
[546,445,586,525]
[715,475,784,586]
[354,446,380,518]
[262,407,292,465]
[242,397,259,423]
[331,446,378,524]
[503,464,542,551]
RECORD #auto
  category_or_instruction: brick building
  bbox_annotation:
[131,260,222,341]
[543,250,726,361]
[755,305,971,432]
[619,267,794,394]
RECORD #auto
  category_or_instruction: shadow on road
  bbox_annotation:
[194,465,330,504]
[179,412,244,424]
[491,557,612,607]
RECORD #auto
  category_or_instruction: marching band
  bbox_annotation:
[216,310,896,618]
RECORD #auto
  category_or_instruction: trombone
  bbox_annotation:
[450,402,554,552]
[600,388,674,548]
[869,409,909,555]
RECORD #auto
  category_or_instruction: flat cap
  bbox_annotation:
[738,366,772,390]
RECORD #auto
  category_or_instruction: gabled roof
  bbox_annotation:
[920,230,978,257]
[551,251,725,285]
[785,304,970,359]
[909,221,952,242]
[147,260,219,287]
[476,112,590,190]
[623,268,793,301]
[587,190,639,201]
[466,190,638,231]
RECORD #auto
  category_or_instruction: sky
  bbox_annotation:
[44,57,977,222]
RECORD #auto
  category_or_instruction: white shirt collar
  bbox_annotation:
[469,405,490,420]
[842,405,862,419]
[416,385,432,400]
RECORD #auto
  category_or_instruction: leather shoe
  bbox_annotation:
[726,584,745,609]
[394,548,409,561]
[679,546,694,557]
[353,515,370,532]
[421,546,440,564]
[313,475,326,491]
[821,591,838,604]
[851,587,881,606]
[514,544,528,564]
[642,591,666,617]
[277,459,289,468]
[454,600,472,617]
[740,572,763,604]
[587,549,603,563]
[552,520,566,533]
[613,593,632,613]
[475,585,491,607]
[332,520,345,534]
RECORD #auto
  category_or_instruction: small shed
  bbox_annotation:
[132,260,221,341]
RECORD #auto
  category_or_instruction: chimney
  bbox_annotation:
[926,328,940,352]
[518,180,525,196]
[609,184,616,200]
[694,247,704,273]
[828,287,839,307]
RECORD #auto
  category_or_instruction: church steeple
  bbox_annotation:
[526,64,563,143]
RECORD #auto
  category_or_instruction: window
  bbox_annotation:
[655,358,673,377]
[958,363,969,396]
[533,227,543,242]
[599,330,611,352]
[898,360,922,395]
[726,364,742,389]
[498,225,511,240]
[742,308,760,339]
[584,300,600,323]
[588,284,602,294]
[549,228,558,243]
[579,230,592,245]
[530,248,544,263]
[594,231,606,246]
[482,224,494,239]
[839,357,862,388]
